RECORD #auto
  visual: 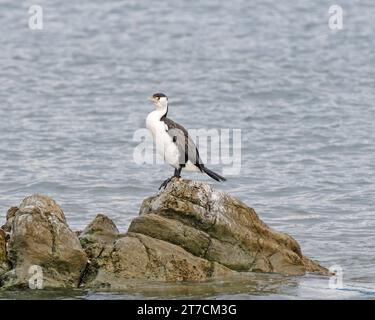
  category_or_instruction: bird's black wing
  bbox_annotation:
[161,116,203,170]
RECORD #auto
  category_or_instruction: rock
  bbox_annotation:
[80,214,119,246]
[78,214,234,288]
[129,179,328,276]
[83,232,235,289]
[0,194,88,289]
[1,207,18,233]
[0,181,328,291]
[0,229,10,275]
[79,214,119,260]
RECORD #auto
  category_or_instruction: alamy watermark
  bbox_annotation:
[328,5,343,30]
[28,265,44,289]
[328,265,343,289]
[26,4,345,33]
[133,128,242,176]
[28,5,43,30]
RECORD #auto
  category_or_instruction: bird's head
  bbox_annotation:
[149,93,168,111]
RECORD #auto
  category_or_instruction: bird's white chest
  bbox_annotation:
[146,111,180,168]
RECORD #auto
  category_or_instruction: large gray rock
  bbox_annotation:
[0,195,88,289]
[129,179,328,276]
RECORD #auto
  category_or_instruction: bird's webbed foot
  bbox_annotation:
[159,177,173,190]
[159,175,182,190]
[159,168,182,190]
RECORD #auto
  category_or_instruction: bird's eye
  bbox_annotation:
[157,97,160,100]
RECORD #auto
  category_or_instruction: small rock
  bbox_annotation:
[79,214,119,261]
[1,207,18,233]
[0,229,10,275]
[80,214,119,245]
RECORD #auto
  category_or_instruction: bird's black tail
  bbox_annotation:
[202,166,226,182]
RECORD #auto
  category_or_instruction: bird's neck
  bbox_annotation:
[155,104,168,120]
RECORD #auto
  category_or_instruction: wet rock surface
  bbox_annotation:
[0,180,328,290]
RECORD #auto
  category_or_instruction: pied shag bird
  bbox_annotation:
[146,93,226,190]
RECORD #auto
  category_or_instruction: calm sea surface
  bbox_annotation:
[0,0,374,299]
